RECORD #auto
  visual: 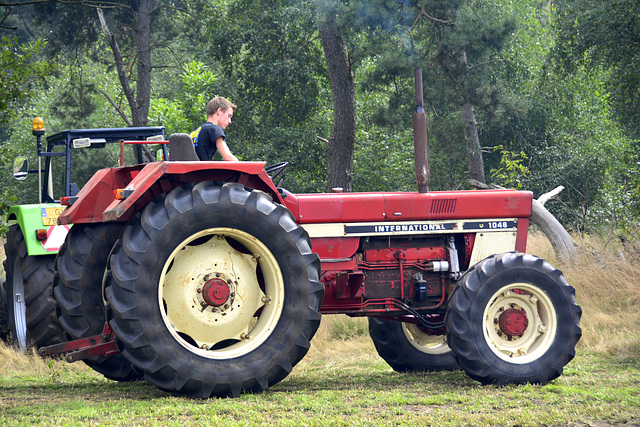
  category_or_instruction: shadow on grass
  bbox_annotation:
[273,368,478,394]
[1,376,169,401]
[7,352,634,402]
[2,368,480,403]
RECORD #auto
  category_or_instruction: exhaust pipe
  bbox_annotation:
[413,69,430,193]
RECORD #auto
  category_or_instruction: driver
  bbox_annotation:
[190,97,239,161]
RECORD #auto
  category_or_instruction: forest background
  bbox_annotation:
[0,0,638,238]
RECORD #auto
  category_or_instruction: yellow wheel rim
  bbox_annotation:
[159,228,284,359]
[403,323,451,355]
[482,283,557,364]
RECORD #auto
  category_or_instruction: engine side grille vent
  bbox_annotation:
[430,198,457,214]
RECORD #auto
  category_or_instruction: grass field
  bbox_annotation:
[1,231,640,425]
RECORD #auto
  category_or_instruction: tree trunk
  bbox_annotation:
[97,4,155,163]
[133,0,153,127]
[458,49,485,184]
[319,20,356,192]
[97,8,136,119]
[462,102,485,183]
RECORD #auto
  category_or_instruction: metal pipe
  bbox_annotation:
[37,134,42,203]
[413,69,430,193]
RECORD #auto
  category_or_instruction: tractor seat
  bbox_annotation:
[168,133,199,161]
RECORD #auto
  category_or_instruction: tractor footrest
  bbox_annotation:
[38,322,120,362]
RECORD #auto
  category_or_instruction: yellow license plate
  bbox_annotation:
[41,207,65,226]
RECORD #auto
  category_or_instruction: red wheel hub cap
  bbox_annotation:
[499,308,528,337]
[202,278,231,307]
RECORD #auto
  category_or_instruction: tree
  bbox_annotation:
[3,1,189,127]
[553,0,640,226]
[203,0,329,193]
[316,0,419,191]
[479,0,639,232]
[0,36,51,128]
[318,2,356,192]
[96,4,152,128]
[412,2,517,184]
[0,35,52,219]
[353,1,517,188]
[554,0,640,139]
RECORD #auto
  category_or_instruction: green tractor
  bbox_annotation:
[1,118,166,351]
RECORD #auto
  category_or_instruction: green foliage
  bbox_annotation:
[550,0,640,230]
[0,36,52,127]
[489,145,530,189]
[0,193,17,237]
[148,98,189,136]
[0,0,638,233]
[149,60,221,134]
[209,0,325,128]
[522,67,636,232]
[352,126,416,192]
[554,0,640,139]
[191,0,331,192]
[476,0,639,233]
[179,61,221,126]
[351,0,523,190]
[328,317,369,340]
[353,67,416,192]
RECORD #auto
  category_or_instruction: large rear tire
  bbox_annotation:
[369,318,458,372]
[106,182,324,398]
[445,252,582,385]
[54,223,141,381]
[3,224,65,351]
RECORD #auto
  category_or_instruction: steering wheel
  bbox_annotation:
[264,161,289,181]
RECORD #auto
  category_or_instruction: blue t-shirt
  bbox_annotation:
[190,122,225,161]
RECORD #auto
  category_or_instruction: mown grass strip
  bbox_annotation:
[1,348,638,426]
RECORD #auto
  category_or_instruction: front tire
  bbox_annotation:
[3,225,65,351]
[106,182,324,398]
[445,252,582,385]
[369,318,458,372]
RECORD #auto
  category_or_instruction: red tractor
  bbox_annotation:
[37,131,581,398]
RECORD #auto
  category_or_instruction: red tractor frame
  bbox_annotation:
[41,147,581,398]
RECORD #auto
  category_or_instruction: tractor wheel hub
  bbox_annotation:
[202,278,231,307]
[499,307,528,337]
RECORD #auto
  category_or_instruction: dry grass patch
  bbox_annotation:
[295,315,380,375]
[0,344,51,376]
[528,231,640,357]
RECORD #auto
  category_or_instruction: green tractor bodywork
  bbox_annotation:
[7,204,67,256]
[1,119,166,350]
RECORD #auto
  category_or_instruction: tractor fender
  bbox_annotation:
[58,161,281,225]
[6,204,70,256]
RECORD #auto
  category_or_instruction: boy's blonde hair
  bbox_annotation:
[206,97,237,116]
